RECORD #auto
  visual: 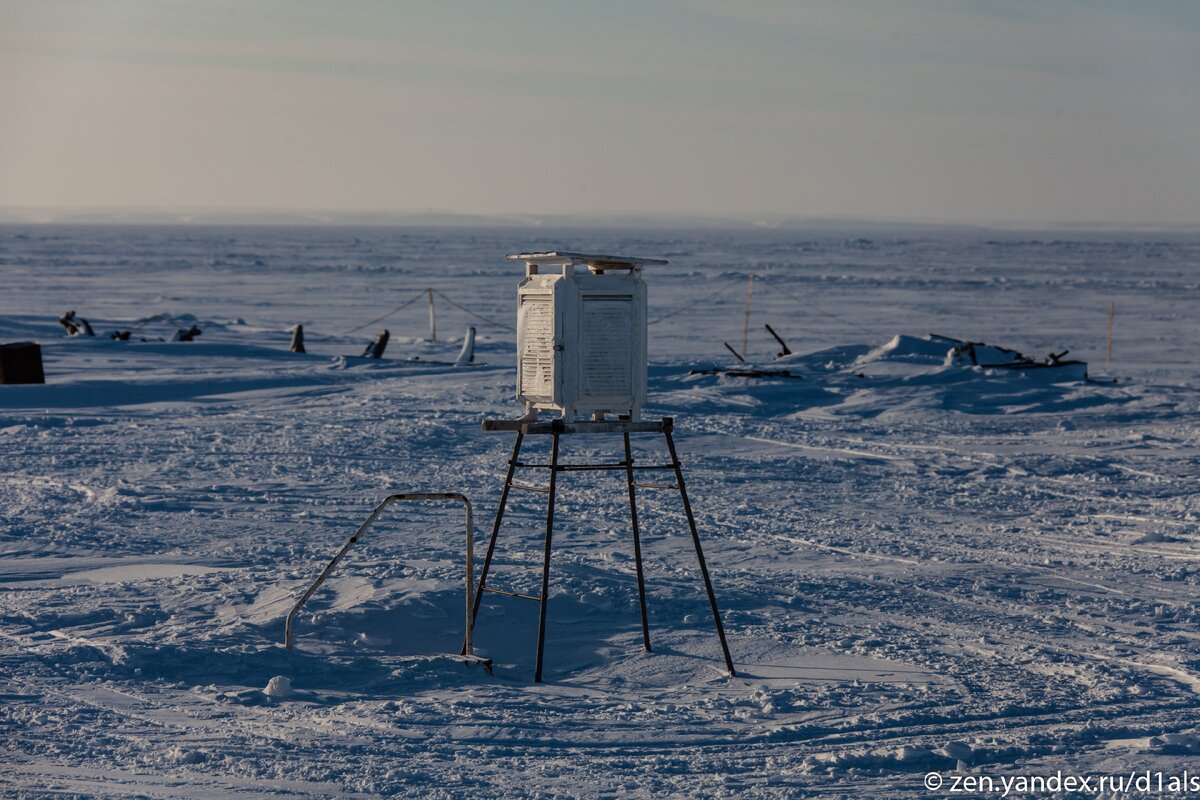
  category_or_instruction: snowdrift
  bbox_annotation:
[667,334,1117,418]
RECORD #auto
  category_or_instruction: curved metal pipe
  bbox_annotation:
[284,492,475,656]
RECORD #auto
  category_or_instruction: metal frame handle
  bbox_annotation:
[284,492,476,656]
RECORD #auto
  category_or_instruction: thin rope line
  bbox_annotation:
[431,289,516,331]
[336,290,426,337]
[756,276,884,337]
[647,281,738,325]
[333,274,882,344]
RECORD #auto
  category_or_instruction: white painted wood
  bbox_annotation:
[512,252,657,420]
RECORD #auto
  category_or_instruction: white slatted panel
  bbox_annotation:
[580,296,633,397]
[519,297,554,399]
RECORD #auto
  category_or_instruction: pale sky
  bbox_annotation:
[1,1,1197,224]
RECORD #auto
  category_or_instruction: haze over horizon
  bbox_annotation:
[2,1,1198,226]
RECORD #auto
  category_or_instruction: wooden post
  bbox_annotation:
[454,326,476,366]
[58,311,79,335]
[741,273,754,361]
[363,329,389,359]
[428,288,437,342]
[1106,302,1114,365]
[58,310,93,336]
[290,324,305,354]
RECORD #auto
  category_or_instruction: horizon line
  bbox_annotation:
[0,205,1197,232]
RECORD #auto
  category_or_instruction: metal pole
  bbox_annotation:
[464,431,524,654]
[428,287,437,342]
[663,423,736,676]
[534,429,561,682]
[741,273,755,361]
[623,432,651,652]
[1106,302,1114,365]
[285,502,388,649]
[462,499,475,658]
[285,493,475,653]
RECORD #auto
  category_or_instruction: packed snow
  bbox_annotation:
[1,224,1199,797]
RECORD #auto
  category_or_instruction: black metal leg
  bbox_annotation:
[463,431,524,655]
[664,426,736,676]
[534,431,561,682]
[623,432,651,652]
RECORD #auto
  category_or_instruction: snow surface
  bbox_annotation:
[1,224,1199,797]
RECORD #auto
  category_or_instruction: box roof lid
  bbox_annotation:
[507,251,667,270]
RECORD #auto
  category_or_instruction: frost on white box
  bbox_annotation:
[510,251,664,421]
[518,297,555,400]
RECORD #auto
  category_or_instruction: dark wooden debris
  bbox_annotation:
[764,323,792,357]
[58,311,95,337]
[930,333,1087,375]
[362,329,390,359]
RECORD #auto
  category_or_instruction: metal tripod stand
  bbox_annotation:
[467,416,736,682]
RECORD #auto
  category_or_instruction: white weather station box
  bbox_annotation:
[511,251,665,421]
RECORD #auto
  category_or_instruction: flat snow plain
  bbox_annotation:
[1,224,1199,798]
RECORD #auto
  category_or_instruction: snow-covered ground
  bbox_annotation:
[1,224,1199,797]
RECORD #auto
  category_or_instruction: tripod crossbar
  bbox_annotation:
[481,586,542,602]
[515,461,677,471]
[509,480,551,494]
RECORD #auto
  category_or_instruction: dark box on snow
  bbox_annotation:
[0,342,46,384]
